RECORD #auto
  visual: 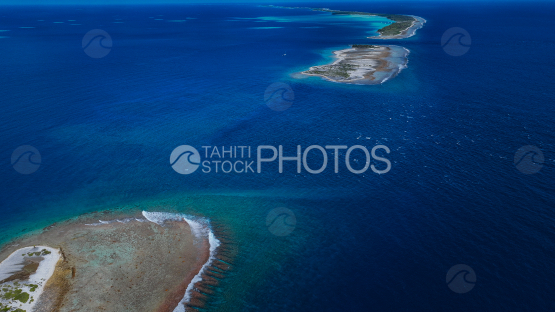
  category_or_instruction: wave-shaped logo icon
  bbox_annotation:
[446,264,476,294]
[266,207,297,236]
[11,145,41,175]
[514,145,544,174]
[82,29,112,59]
[441,27,471,57]
[264,82,294,112]
[170,145,201,175]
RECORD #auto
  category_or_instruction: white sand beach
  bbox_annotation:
[0,246,61,311]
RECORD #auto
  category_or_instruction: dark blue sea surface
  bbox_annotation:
[1,1,554,311]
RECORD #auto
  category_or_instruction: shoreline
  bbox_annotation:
[0,210,229,312]
[141,211,223,312]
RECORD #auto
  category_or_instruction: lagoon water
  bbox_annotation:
[1,1,555,311]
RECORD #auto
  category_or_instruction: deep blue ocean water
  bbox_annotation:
[1,1,555,311]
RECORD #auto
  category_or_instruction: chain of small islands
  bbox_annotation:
[265,5,426,85]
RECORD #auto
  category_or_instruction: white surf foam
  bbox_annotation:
[85,217,146,226]
[141,211,221,312]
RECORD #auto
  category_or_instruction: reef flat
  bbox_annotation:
[0,211,232,312]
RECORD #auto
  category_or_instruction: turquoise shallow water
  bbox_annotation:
[1,2,555,311]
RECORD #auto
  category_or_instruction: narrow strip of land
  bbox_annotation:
[264,5,425,39]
